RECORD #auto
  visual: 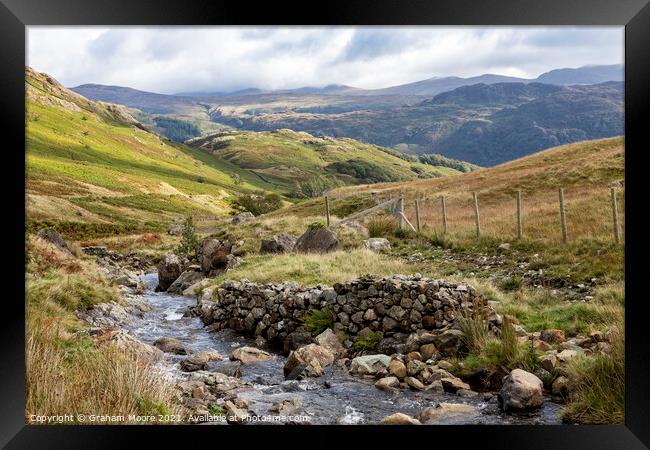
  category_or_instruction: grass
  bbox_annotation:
[302,307,335,336]
[26,234,181,422]
[562,327,624,424]
[366,214,398,238]
[353,330,382,351]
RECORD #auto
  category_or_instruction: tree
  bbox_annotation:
[175,216,198,259]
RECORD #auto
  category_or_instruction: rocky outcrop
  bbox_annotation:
[294,227,340,253]
[156,254,183,291]
[498,369,544,411]
[197,239,241,276]
[231,212,255,224]
[168,221,184,236]
[260,233,296,254]
[167,267,204,294]
[200,275,490,350]
[37,229,73,255]
[363,238,391,252]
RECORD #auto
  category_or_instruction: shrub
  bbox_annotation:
[307,221,326,231]
[498,276,523,292]
[175,216,198,259]
[302,307,335,336]
[366,215,397,238]
[562,327,624,424]
[353,330,382,351]
[234,191,283,216]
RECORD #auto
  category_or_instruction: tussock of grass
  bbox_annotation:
[366,214,398,238]
[209,249,416,286]
[562,327,624,424]
[353,330,382,351]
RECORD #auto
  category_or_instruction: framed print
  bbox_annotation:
[1,0,648,447]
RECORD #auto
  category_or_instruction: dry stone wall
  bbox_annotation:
[199,275,491,346]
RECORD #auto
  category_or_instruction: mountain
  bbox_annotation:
[536,64,623,85]
[360,74,529,97]
[185,130,462,198]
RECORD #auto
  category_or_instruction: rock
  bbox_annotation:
[551,375,570,398]
[441,377,471,393]
[350,354,392,376]
[223,400,250,424]
[340,220,368,237]
[284,331,313,354]
[156,254,182,291]
[231,212,255,224]
[457,389,479,398]
[498,369,544,412]
[294,227,340,253]
[37,229,73,254]
[167,269,205,294]
[314,328,345,358]
[260,233,297,254]
[557,349,580,362]
[197,239,236,276]
[153,337,188,355]
[375,376,400,391]
[406,360,426,376]
[419,343,438,361]
[431,329,465,356]
[389,359,407,379]
[283,344,334,378]
[168,221,184,236]
[540,329,566,344]
[363,238,391,252]
[498,243,511,250]
[95,329,162,360]
[195,350,223,362]
[419,403,479,424]
[533,339,553,351]
[213,361,243,378]
[538,354,558,372]
[229,346,273,364]
[180,354,210,372]
[425,380,444,393]
[437,360,454,371]
[270,397,302,415]
[379,413,421,425]
[405,376,425,391]
[535,368,554,389]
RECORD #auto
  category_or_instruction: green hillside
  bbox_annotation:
[26,67,278,238]
[186,130,460,198]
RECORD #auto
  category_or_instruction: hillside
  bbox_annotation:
[288,136,625,245]
[186,130,461,198]
[25,67,280,238]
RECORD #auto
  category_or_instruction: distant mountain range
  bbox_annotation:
[70,64,624,166]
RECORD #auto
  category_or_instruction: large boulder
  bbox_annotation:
[229,346,272,364]
[153,337,188,355]
[498,369,544,412]
[156,254,183,291]
[314,328,345,358]
[166,268,205,294]
[363,238,391,252]
[180,354,210,372]
[260,233,296,254]
[350,354,392,376]
[283,343,335,378]
[294,226,340,253]
[197,239,239,276]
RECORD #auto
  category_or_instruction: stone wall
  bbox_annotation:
[199,275,491,349]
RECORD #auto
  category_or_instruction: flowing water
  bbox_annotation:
[127,273,563,425]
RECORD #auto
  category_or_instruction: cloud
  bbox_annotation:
[27,26,623,94]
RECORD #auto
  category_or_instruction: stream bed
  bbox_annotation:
[126,273,563,425]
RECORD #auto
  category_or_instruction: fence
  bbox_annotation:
[324,185,625,244]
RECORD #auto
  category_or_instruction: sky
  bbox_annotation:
[27,26,624,94]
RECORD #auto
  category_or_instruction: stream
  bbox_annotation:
[126,273,563,425]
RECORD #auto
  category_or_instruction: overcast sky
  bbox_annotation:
[27,26,623,94]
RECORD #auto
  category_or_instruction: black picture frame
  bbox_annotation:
[2,0,648,448]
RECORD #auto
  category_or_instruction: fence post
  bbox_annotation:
[472,191,481,237]
[559,187,568,243]
[516,190,523,240]
[397,196,405,229]
[441,196,447,234]
[415,198,421,232]
[611,188,620,244]
[325,196,331,227]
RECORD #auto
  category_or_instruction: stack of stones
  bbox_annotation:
[200,275,492,346]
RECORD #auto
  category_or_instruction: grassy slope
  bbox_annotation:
[187,130,460,195]
[26,68,283,238]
